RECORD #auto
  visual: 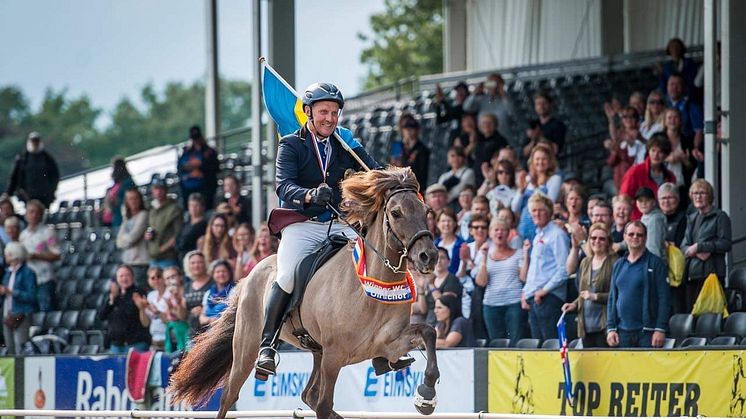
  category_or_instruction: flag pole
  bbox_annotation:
[259,57,371,171]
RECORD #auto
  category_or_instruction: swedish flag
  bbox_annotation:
[262,63,362,149]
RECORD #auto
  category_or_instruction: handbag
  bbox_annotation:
[4,313,25,329]
[268,208,309,236]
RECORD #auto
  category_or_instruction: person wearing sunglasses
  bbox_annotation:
[607,221,670,348]
[640,90,666,140]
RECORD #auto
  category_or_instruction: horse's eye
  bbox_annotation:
[391,209,403,219]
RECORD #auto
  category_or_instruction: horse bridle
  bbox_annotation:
[327,187,434,275]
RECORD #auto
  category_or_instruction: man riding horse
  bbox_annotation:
[256,82,382,378]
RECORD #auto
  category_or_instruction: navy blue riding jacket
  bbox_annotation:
[276,126,380,219]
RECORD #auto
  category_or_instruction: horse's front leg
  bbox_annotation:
[409,323,439,415]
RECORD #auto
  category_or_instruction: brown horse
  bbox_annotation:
[169,167,440,419]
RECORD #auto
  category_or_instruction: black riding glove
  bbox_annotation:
[309,185,333,206]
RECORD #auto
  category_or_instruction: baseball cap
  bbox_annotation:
[425,183,447,195]
[27,132,41,141]
[635,187,655,200]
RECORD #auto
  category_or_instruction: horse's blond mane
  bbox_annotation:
[340,166,420,226]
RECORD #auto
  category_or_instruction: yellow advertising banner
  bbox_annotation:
[488,350,746,417]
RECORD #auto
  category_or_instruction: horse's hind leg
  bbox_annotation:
[315,353,345,419]
[302,351,322,409]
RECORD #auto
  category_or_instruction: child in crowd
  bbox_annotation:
[636,187,667,261]
[163,266,189,352]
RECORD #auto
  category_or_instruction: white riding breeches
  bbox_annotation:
[275,220,358,293]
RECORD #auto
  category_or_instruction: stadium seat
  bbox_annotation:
[84,293,105,310]
[663,338,676,349]
[475,339,488,348]
[694,313,722,340]
[710,336,737,347]
[488,338,511,348]
[541,339,560,349]
[69,330,87,345]
[76,279,95,295]
[43,311,62,330]
[71,265,87,281]
[86,330,105,347]
[31,312,45,328]
[59,280,78,298]
[77,309,98,329]
[64,344,81,355]
[724,312,746,339]
[728,268,746,311]
[569,339,583,349]
[49,326,70,342]
[669,313,694,343]
[61,310,80,330]
[679,337,707,348]
[86,264,104,279]
[81,345,100,354]
[65,294,86,310]
[515,339,541,349]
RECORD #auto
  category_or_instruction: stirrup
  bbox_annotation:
[255,347,280,381]
[372,354,415,376]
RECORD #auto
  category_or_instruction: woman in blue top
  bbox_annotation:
[199,259,235,328]
[511,144,562,243]
[1,242,38,354]
[433,208,466,275]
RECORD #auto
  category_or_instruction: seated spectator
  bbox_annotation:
[182,250,213,338]
[607,221,669,348]
[530,92,566,154]
[479,159,516,215]
[438,146,475,205]
[456,214,491,330]
[665,74,703,155]
[163,266,189,353]
[3,217,20,243]
[1,242,38,355]
[434,292,474,348]
[605,107,646,193]
[176,193,208,262]
[512,144,562,242]
[496,207,522,250]
[635,187,667,261]
[470,114,508,186]
[658,183,687,246]
[681,179,732,311]
[422,247,463,327]
[0,197,18,245]
[135,267,169,351]
[433,81,470,138]
[434,208,466,275]
[611,195,632,245]
[19,200,60,312]
[471,195,490,221]
[520,192,570,341]
[456,186,475,239]
[425,183,448,213]
[628,91,647,120]
[619,134,676,220]
[475,218,525,345]
[116,188,150,289]
[177,125,219,210]
[100,265,151,354]
[239,224,278,279]
[101,157,135,228]
[197,214,236,267]
[663,108,695,191]
[452,113,478,151]
[562,223,616,348]
[391,113,430,190]
[215,203,238,236]
[463,73,514,143]
[658,38,699,100]
[219,175,251,224]
[495,146,527,186]
[199,259,235,328]
[233,223,256,279]
[641,90,666,140]
[145,180,183,268]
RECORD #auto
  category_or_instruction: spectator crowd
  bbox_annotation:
[0,38,734,354]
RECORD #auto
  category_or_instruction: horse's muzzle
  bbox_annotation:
[413,247,438,274]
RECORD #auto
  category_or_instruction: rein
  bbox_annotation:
[326,187,433,275]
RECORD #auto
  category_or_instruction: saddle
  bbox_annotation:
[282,233,351,352]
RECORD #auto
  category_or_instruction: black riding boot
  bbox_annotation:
[255,282,292,380]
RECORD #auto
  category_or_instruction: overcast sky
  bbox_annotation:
[0,0,385,124]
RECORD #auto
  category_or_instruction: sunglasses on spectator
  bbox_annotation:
[590,235,607,242]
[470,225,488,230]
[648,99,664,105]
[497,170,510,175]
[626,232,645,238]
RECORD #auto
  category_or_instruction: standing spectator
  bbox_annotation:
[456,186,475,239]
[497,207,522,250]
[470,196,491,221]
[199,260,235,328]
[611,195,632,245]
[239,225,278,279]
[470,114,508,187]
[135,267,169,351]
[176,193,208,262]
[520,193,570,341]
[19,200,59,312]
[607,221,670,348]
[456,214,491,337]
[512,144,562,243]
[628,91,647,120]
[100,265,151,354]
[463,73,514,143]
[163,267,189,353]
[479,159,516,215]
[640,90,666,140]
[433,81,470,140]
[665,74,703,155]
[434,209,466,275]
[5,132,59,208]
[198,214,236,267]
[561,224,617,348]
[658,38,699,98]
[619,134,676,220]
[182,250,213,337]
[116,188,150,289]
[434,292,475,348]
[3,217,21,244]
[101,157,135,228]
[437,147,475,204]
[145,180,183,269]
[681,179,732,311]
[475,218,525,345]
[531,93,566,154]
[635,187,667,261]
[663,108,695,191]
[605,107,646,194]
[392,113,430,190]
[453,113,479,151]
[658,183,687,246]
[562,185,589,227]
[1,242,38,354]
[218,175,252,225]
[0,197,17,245]
[233,223,256,279]
[424,184,449,213]
[177,125,219,210]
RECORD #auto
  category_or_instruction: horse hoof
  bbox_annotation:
[255,371,269,382]
[414,384,437,415]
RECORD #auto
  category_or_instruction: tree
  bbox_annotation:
[358,0,443,89]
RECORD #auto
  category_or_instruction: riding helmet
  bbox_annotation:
[302,82,344,109]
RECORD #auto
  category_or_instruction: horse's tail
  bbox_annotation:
[168,291,239,406]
